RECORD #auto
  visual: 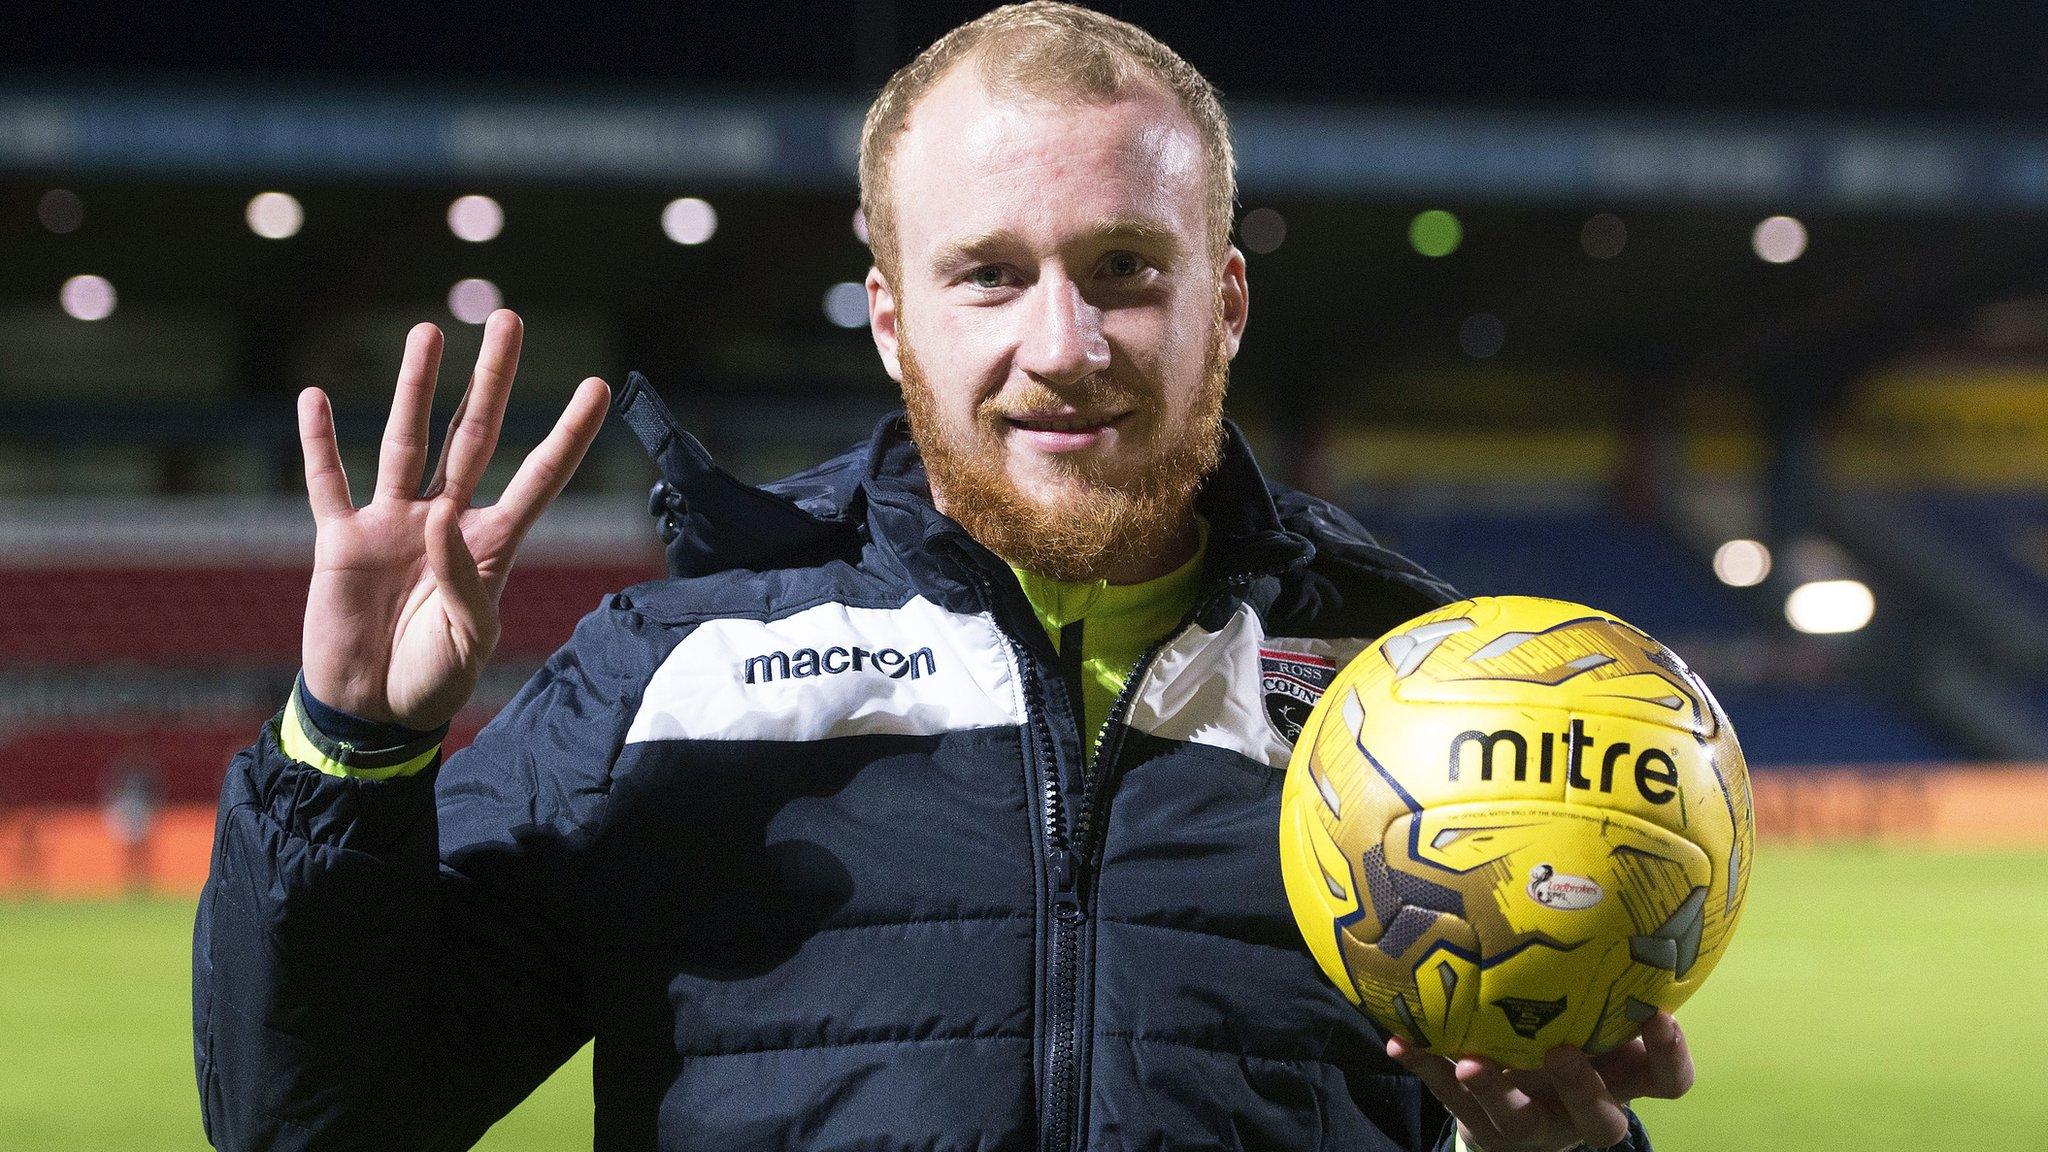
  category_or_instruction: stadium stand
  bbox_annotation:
[1825,484,2048,751]
[1357,504,1753,638]
[1356,500,1966,765]
[0,499,664,838]
[1878,490,2048,618]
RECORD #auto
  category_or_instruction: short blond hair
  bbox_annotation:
[858,1,1236,283]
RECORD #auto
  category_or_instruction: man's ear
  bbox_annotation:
[1219,245,1249,360]
[867,267,903,383]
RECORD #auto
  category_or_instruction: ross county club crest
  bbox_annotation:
[1260,647,1337,743]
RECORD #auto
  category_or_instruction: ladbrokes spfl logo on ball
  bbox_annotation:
[1526,863,1604,910]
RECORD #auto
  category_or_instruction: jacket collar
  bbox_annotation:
[612,372,1314,595]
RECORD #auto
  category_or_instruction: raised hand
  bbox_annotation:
[1388,1011,1695,1151]
[297,310,611,731]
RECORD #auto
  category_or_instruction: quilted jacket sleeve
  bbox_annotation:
[192,601,663,1151]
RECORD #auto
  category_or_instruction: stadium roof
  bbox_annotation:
[6,1,2047,118]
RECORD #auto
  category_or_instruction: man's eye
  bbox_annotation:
[1103,252,1146,278]
[969,266,1011,289]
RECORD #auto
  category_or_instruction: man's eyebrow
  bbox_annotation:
[928,228,1014,274]
[926,216,1187,274]
[1091,215,1185,255]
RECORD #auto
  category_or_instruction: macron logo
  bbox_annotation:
[742,644,938,684]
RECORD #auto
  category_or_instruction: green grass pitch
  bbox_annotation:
[1,844,2042,1150]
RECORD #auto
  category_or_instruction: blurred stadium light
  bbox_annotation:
[1712,538,1772,586]
[661,196,717,245]
[447,193,505,242]
[243,190,302,239]
[1751,215,1808,263]
[447,277,503,324]
[56,273,114,321]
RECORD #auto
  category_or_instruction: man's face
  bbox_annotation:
[867,64,1249,580]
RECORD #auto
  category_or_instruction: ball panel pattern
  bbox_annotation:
[1279,596,1755,1068]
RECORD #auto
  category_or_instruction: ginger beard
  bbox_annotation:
[899,298,1229,583]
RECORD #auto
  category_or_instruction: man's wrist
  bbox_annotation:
[281,674,447,779]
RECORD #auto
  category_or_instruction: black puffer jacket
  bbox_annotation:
[194,378,1652,1151]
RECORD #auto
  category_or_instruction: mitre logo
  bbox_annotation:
[1261,648,1337,743]
[742,645,937,684]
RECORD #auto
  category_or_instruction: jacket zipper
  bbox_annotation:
[1043,571,1266,1152]
[944,549,1086,1152]
[949,537,1282,1152]
[1072,573,1255,861]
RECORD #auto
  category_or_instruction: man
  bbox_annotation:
[193,5,1693,1149]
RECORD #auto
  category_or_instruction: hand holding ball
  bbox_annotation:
[1280,596,1754,1068]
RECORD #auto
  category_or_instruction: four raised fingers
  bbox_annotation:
[375,323,445,501]
[315,312,600,555]
[297,387,352,522]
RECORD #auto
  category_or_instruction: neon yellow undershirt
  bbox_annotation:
[1010,521,1207,766]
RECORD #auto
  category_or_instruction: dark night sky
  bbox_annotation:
[4,1,2046,117]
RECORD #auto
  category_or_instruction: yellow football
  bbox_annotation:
[1279,595,1755,1068]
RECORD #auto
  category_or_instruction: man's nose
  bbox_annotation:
[1015,276,1111,387]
